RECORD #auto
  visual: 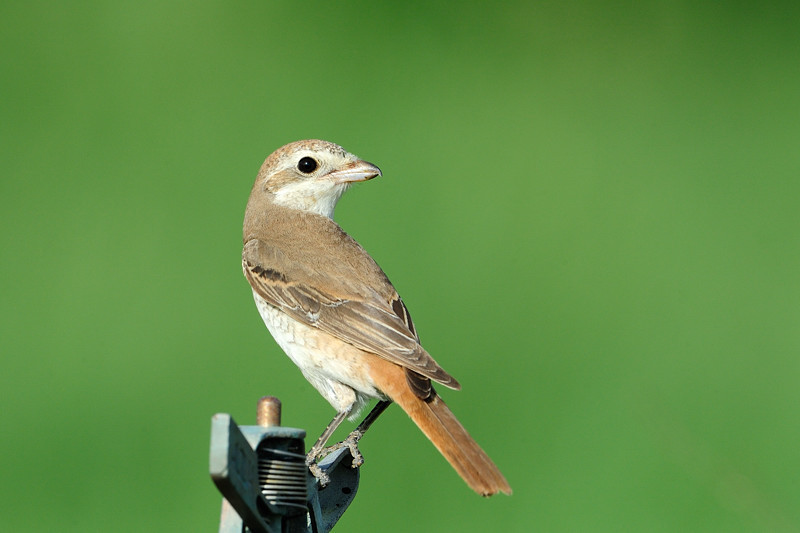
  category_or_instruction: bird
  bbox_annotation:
[242,139,511,496]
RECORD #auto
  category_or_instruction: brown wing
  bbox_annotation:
[243,239,460,391]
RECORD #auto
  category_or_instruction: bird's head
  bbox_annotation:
[252,139,381,219]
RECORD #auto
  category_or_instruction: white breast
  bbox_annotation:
[252,290,382,417]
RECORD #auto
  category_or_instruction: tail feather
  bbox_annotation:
[368,358,511,496]
[405,393,512,496]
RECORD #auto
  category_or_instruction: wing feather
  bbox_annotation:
[243,240,460,391]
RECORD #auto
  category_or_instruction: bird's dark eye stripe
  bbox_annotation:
[297,156,318,174]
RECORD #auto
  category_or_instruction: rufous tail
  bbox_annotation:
[368,359,512,496]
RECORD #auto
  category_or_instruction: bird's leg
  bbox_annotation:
[348,399,392,449]
[316,400,393,469]
[306,408,351,486]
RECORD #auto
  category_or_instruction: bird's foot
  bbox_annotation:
[306,429,365,486]
[306,459,331,487]
[332,429,364,468]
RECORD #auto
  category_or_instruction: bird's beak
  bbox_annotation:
[326,160,382,184]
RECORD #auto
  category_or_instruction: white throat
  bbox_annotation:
[272,179,349,219]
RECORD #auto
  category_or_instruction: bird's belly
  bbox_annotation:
[253,291,383,415]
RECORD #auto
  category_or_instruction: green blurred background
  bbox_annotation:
[2,2,799,531]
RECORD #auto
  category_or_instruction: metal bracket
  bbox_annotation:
[210,397,360,532]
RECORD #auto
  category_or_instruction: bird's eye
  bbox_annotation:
[297,157,318,174]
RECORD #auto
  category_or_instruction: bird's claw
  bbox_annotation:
[339,430,365,468]
[306,430,365,486]
[306,460,331,487]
